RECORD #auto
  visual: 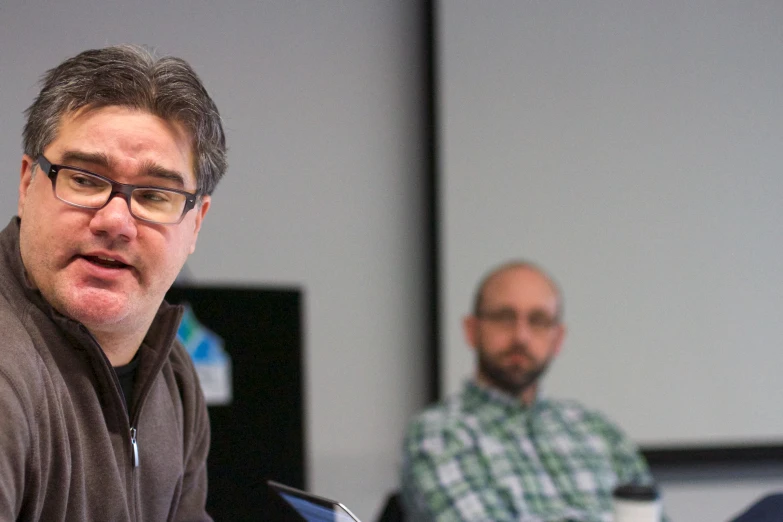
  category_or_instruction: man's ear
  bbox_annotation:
[18,155,36,218]
[552,324,567,357]
[188,194,211,255]
[463,315,479,350]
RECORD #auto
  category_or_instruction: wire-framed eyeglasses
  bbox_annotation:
[476,308,560,334]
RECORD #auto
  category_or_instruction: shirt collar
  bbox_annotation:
[463,379,545,412]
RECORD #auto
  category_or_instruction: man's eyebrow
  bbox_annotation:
[60,150,111,169]
[58,150,188,188]
[138,161,187,188]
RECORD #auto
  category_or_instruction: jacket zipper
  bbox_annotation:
[80,324,141,519]
[130,427,140,467]
[75,311,182,521]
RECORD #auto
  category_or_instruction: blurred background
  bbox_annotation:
[2,2,783,520]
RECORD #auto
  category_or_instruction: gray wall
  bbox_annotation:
[2,1,782,521]
[0,1,428,519]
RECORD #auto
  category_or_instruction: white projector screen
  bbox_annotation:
[437,1,783,448]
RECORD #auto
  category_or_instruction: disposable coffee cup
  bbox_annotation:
[612,483,661,522]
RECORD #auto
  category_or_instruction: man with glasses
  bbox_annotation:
[400,261,661,521]
[0,45,226,521]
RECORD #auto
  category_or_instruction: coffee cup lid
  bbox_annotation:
[613,483,659,501]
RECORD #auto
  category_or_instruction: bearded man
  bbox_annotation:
[400,260,663,522]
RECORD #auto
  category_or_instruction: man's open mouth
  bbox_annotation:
[83,255,131,269]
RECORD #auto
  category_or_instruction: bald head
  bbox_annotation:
[472,260,563,320]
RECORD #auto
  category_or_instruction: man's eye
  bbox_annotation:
[138,190,172,203]
[71,174,100,187]
[493,311,517,322]
[529,312,553,328]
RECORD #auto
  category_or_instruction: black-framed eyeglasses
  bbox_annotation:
[476,308,560,333]
[37,155,198,225]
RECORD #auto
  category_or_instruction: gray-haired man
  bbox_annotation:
[0,45,226,521]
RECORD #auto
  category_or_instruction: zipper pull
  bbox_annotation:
[130,427,139,468]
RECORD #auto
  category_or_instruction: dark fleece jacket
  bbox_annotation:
[0,217,212,521]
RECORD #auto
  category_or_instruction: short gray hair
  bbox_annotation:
[23,45,226,196]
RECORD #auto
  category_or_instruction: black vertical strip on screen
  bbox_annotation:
[424,0,441,403]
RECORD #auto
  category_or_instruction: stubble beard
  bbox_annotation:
[477,342,552,397]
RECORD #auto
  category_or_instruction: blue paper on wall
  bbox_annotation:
[177,303,233,405]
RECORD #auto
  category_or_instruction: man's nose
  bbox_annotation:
[88,193,138,240]
[511,316,533,341]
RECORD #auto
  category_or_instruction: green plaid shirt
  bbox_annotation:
[401,381,661,522]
